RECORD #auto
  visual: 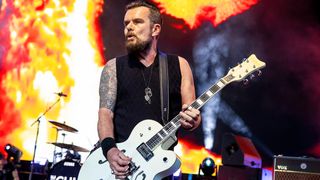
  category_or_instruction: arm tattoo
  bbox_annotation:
[99,59,117,111]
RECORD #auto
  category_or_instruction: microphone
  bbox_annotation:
[55,92,68,97]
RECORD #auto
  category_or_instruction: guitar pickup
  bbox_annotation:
[137,143,154,161]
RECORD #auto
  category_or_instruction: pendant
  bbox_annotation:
[144,87,152,104]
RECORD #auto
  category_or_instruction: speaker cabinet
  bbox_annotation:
[221,133,262,168]
[274,155,320,180]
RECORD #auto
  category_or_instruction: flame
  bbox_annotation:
[177,139,221,175]
[0,0,104,160]
[152,0,259,29]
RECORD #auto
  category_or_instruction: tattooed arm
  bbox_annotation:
[98,58,131,178]
[98,58,117,140]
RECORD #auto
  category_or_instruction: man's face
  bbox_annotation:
[124,7,154,53]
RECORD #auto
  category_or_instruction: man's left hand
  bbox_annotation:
[179,104,201,130]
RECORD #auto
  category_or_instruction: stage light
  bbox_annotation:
[200,157,215,176]
[4,144,23,163]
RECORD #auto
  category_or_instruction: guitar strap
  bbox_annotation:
[159,51,169,125]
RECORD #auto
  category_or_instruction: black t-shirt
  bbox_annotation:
[113,53,182,143]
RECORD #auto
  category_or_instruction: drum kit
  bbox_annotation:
[28,92,92,180]
[46,120,89,180]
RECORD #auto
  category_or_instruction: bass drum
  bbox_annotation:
[48,159,81,180]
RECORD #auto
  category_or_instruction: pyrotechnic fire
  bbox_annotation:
[0,0,104,160]
[152,0,259,28]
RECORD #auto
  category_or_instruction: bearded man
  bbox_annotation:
[98,1,201,179]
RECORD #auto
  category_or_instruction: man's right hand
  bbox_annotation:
[106,147,132,179]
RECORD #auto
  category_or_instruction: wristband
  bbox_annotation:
[101,137,117,157]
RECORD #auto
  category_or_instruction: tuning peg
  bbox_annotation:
[250,74,255,80]
[257,70,262,76]
[243,79,249,85]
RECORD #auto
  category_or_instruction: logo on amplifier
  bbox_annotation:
[50,175,77,180]
[277,165,287,170]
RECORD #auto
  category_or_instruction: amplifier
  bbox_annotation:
[274,155,320,180]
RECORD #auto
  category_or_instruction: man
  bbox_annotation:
[98,1,201,179]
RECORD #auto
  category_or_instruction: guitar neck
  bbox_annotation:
[146,74,234,150]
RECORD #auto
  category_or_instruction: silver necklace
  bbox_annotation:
[141,63,154,104]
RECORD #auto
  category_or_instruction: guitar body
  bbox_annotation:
[78,120,181,180]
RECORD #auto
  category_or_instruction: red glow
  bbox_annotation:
[307,143,320,157]
[152,0,259,29]
[177,139,221,174]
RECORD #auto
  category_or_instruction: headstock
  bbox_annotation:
[224,54,266,83]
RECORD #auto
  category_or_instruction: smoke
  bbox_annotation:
[193,24,253,149]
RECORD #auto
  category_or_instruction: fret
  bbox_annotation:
[223,74,234,82]
[191,101,201,109]
[159,129,167,137]
[154,137,161,144]
[217,81,224,87]
[209,84,220,94]
[147,134,162,149]
[206,91,213,96]
[164,124,172,132]
[200,93,210,102]
[157,132,163,139]
[173,117,180,126]
[196,99,204,106]
[152,139,160,149]
[167,124,175,133]
[170,121,177,128]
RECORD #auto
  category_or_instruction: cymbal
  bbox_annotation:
[49,120,78,133]
[49,142,89,152]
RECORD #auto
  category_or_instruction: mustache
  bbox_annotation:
[125,32,137,39]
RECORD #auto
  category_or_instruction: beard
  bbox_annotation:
[125,36,151,54]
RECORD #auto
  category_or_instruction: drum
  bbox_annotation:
[48,159,81,180]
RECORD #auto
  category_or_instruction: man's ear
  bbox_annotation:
[152,24,161,37]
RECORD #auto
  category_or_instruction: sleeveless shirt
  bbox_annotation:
[114,53,182,143]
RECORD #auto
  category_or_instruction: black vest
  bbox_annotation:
[114,53,182,143]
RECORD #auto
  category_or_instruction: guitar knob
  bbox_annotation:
[250,74,255,80]
[257,70,262,76]
[243,79,249,85]
[163,157,168,162]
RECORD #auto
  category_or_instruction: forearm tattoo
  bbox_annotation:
[99,59,117,111]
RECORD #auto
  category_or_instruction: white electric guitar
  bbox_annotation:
[78,54,266,180]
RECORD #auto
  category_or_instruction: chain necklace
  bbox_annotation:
[141,63,155,104]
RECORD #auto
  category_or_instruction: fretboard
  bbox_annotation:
[146,74,234,150]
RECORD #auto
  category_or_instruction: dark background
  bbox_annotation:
[99,0,320,166]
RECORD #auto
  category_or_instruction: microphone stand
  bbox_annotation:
[28,97,61,180]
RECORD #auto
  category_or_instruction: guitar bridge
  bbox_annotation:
[128,161,139,175]
[136,143,154,161]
